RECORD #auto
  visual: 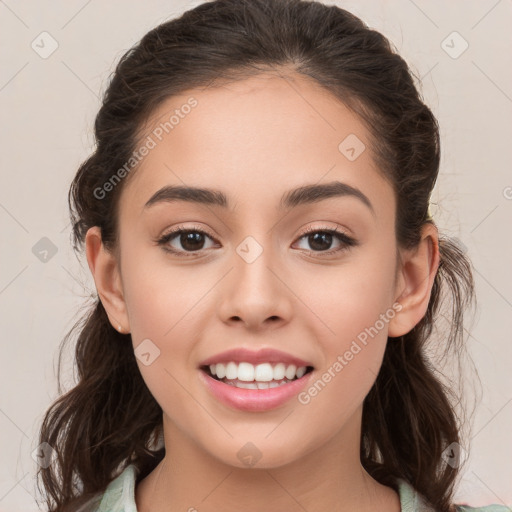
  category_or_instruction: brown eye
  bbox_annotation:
[175,231,208,251]
[293,226,358,255]
[157,225,218,256]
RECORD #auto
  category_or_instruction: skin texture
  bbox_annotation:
[85,72,439,512]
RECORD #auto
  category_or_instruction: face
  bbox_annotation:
[114,72,401,468]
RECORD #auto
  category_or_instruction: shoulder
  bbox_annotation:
[74,469,511,512]
[395,478,511,512]
[83,464,140,512]
[454,506,511,512]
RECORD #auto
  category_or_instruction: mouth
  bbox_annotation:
[200,363,315,389]
[198,348,316,410]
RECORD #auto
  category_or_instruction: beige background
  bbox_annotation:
[0,0,511,510]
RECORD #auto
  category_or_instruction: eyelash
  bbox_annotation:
[156,224,358,258]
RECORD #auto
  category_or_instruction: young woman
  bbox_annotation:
[36,0,510,511]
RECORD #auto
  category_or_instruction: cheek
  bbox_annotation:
[122,249,209,341]
[295,250,397,344]
[296,294,392,441]
[121,255,205,402]
[293,252,395,406]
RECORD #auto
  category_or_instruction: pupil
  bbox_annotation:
[309,232,332,251]
[182,232,204,250]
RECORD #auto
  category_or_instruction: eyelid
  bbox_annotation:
[293,224,358,254]
[298,222,350,237]
[160,223,217,240]
[155,223,219,258]
[156,222,358,257]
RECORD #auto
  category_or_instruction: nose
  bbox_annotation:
[217,238,293,331]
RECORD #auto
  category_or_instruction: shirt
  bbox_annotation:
[80,463,510,512]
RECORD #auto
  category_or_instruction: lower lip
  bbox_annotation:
[199,369,314,412]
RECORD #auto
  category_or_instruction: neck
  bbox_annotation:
[135,410,400,512]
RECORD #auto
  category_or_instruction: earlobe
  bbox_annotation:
[85,226,130,333]
[388,224,440,338]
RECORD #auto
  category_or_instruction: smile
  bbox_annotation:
[203,361,313,388]
[199,362,315,411]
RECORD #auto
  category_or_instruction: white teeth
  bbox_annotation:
[238,362,255,382]
[273,363,286,380]
[225,379,292,389]
[254,363,274,381]
[285,364,297,380]
[216,363,226,379]
[207,361,309,382]
[236,381,258,389]
[296,366,306,378]
[225,362,238,380]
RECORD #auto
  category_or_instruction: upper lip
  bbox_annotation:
[199,347,313,368]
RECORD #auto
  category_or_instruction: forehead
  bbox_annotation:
[120,72,393,219]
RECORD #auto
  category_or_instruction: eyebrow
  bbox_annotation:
[143,181,375,216]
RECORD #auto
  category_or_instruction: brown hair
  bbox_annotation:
[36,1,476,511]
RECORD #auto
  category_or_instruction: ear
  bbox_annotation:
[85,226,130,333]
[388,223,440,338]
